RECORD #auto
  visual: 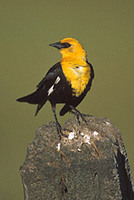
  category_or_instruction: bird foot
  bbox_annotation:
[50,121,71,139]
[69,106,92,125]
[57,126,72,140]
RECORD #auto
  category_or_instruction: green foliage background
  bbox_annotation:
[0,1,134,199]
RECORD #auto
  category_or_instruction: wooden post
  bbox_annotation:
[20,116,134,200]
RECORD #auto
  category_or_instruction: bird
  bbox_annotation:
[17,38,94,138]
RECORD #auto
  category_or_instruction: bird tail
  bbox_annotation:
[16,90,47,116]
[16,91,41,104]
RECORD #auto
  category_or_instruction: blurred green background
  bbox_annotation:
[0,0,134,199]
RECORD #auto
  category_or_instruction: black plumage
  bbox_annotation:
[17,38,94,138]
[17,62,94,115]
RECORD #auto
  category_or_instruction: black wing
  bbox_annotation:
[35,62,63,115]
[37,62,62,89]
[17,62,63,115]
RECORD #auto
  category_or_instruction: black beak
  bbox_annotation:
[49,42,62,49]
[49,42,71,49]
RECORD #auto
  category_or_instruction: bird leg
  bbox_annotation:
[51,105,62,139]
[69,105,89,124]
[51,105,69,139]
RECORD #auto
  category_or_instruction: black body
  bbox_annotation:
[17,61,94,116]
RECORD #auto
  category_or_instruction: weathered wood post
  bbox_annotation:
[20,116,134,200]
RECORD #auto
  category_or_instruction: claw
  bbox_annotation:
[54,119,71,139]
[69,106,88,124]
[56,124,71,139]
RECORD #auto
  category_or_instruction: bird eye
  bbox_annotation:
[61,42,71,48]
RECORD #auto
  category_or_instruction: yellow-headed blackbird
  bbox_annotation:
[17,38,94,138]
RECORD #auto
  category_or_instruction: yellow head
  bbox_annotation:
[49,38,87,61]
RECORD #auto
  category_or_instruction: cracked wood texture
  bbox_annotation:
[20,116,134,200]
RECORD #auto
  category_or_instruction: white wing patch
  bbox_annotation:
[48,85,54,96]
[54,76,60,84]
[47,76,61,96]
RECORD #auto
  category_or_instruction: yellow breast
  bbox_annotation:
[61,60,91,97]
